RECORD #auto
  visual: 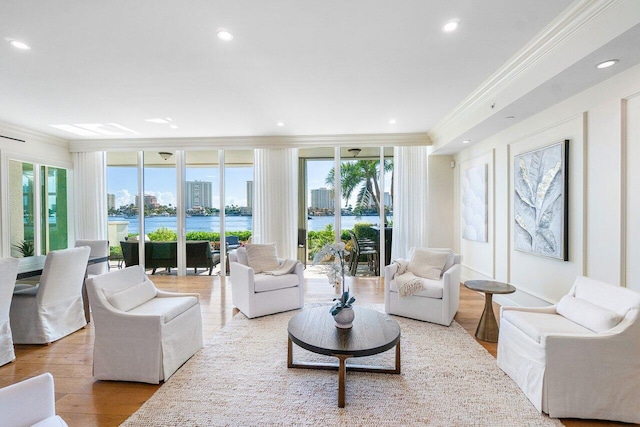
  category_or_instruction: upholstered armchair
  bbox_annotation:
[497,276,640,423]
[0,258,19,366]
[86,266,203,384]
[229,245,304,318]
[0,373,68,427]
[384,248,461,326]
[10,246,91,344]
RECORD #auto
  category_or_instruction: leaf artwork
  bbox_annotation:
[513,142,566,259]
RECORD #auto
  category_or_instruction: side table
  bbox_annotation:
[463,280,516,343]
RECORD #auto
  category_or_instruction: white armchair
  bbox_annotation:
[497,276,640,423]
[0,258,19,367]
[0,373,68,427]
[229,246,304,318]
[86,266,203,384]
[384,249,461,326]
[10,246,91,344]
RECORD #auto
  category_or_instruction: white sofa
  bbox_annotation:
[11,246,91,344]
[384,252,461,326]
[0,373,67,427]
[0,258,19,367]
[86,266,203,384]
[229,247,304,318]
[497,276,640,423]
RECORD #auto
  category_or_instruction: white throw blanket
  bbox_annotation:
[263,259,299,276]
[395,272,425,297]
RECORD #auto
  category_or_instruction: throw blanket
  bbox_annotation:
[395,272,425,297]
[393,259,408,275]
[263,259,299,276]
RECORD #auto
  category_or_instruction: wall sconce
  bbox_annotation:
[347,148,361,158]
[159,152,173,161]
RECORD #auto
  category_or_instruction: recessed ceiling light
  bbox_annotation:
[388,119,397,125]
[596,59,618,69]
[217,29,234,41]
[9,39,30,50]
[277,121,285,127]
[462,140,471,144]
[443,19,459,33]
[146,118,170,124]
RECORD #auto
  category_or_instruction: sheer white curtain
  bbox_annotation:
[73,151,107,240]
[391,146,429,260]
[253,148,298,259]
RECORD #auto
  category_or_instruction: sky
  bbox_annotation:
[107,160,391,209]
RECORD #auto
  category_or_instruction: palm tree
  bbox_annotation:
[326,159,393,220]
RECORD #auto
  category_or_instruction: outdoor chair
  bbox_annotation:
[348,230,379,275]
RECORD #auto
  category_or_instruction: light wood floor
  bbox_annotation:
[0,274,630,426]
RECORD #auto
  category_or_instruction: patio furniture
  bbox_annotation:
[348,230,379,275]
[0,373,68,427]
[120,240,220,274]
[384,248,461,326]
[10,246,91,344]
[497,276,640,423]
[229,245,304,318]
[86,266,203,384]
[0,257,19,366]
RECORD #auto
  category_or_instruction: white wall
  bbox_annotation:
[454,63,640,305]
[0,123,71,257]
[427,154,454,249]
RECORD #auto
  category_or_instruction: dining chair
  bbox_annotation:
[0,373,68,426]
[10,246,91,344]
[75,239,109,277]
[0,258,19,366]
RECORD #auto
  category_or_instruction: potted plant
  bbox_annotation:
[13,240,34,257]
[313,242,356,328]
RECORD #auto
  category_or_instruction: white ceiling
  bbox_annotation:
[0,0,577,143]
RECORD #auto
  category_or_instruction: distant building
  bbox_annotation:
[107,193,115,210]
[185,180,212,210]
[134,195,139,208]
[144,195,159,209]
[311,187,333,209]
[246,181,253,209]
[384,192,392,207]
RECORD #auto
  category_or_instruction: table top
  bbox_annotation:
[288,306,400,357]
[464,280,516,295]
[17,255,108,280]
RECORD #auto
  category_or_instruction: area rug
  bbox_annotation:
[122,304,561,426]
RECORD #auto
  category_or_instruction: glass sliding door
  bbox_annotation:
[224,150,254,252]
[9,161,35,257]
[106,152,141,268]
[185,150,220,275]
[40,166,68,253]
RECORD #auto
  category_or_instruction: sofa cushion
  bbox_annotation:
[502,310,592,344]
[105,279,157,312]
[389,278,443,299]
[428,248,455,273]
[245,243,279,274]
[127,296,198,323]
[556,295,623,333]
[407,248,449,280]
[253,273,299,293]
[573,276,640,317]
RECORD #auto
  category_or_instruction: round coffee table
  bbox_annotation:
[287,306,401,408]
[463,280,516,343]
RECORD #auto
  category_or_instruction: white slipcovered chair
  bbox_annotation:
[75,239,109,277]
[497,276,640,423]
[384,248,461,326]
[0,372,68,427]
[0,258,19,366]
[229,246,304,318]
[10,246,91,344]
[86,266,203,384]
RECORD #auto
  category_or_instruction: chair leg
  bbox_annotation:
[209,266,213,275]
[152,268,157,275]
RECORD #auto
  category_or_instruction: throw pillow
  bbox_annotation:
[428,248,455,273]
[245,243,279,274]
[407,248,450,280]
[556,295,623,333]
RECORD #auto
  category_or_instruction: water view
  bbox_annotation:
[109,215,384,235]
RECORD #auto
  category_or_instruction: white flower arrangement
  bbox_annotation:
[312,242,355,315]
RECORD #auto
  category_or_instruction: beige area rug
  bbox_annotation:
[122,304,562,426]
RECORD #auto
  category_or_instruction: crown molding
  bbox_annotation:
[68,132,431,152]
[428,0,624,148]
[0,121,69,148]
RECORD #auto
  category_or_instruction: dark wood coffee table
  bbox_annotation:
[287,306,401,408]
[463,280,516,342]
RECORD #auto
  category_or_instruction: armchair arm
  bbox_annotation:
[500,305,557,316]
[384,263,399,293]
[441,264,461,322]
[230,261,255,310]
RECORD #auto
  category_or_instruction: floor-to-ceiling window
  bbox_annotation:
[224,150,254,248]
[40,165,68,253]
[9,161,35,257]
